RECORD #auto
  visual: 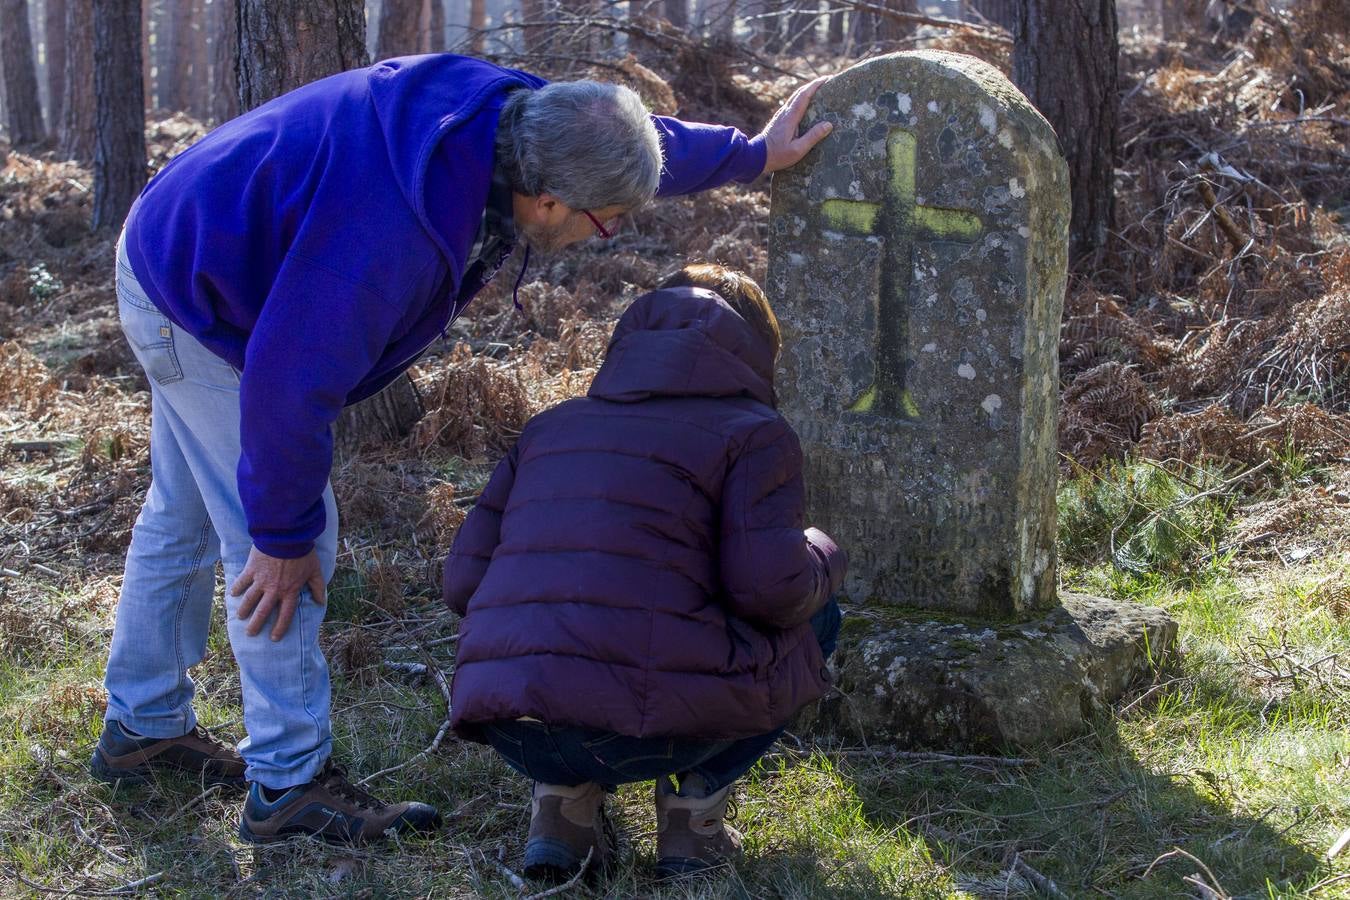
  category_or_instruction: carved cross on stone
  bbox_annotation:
[821,128,983,417]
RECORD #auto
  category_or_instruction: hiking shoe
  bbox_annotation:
[90,720,246,789]
[238,760,441,845]
[522,781,614,882]
[654,773,743,877]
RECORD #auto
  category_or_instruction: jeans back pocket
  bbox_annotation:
[118,288,183,386]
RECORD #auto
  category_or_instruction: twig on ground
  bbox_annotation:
[493,847,528,891]
[1012,853,1071,899]
[164,783,225,825]
[522,847,594,899]
[91,871,166,896]
[1143,847,1230,899]
[359,634,454,786]
[73,819,128,864]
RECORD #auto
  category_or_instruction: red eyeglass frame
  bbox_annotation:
[582,209,616,239]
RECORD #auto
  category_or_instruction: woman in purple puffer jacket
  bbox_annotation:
[443,264,846,882]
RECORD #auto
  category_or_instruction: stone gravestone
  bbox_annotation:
[769,51,1177,749]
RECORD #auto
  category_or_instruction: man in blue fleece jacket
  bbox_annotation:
[92,53,831,844]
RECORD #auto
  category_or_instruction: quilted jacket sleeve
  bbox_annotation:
[719,418,847,629]
[442,443,520,616]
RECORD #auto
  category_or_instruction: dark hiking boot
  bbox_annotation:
[90,720,246,789]
[654,774,743,877]
[522,781,614,882]
[238,760,441,845]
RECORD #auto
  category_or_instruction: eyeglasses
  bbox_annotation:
[581,209,617,239]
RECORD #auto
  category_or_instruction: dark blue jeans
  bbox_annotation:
[484,599,841,793]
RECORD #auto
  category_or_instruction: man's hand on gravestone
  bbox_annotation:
[759,76,834,175]
[231,546,327,642]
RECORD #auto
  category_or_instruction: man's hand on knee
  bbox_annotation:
[760,76,834,175]
[231,547,327,641]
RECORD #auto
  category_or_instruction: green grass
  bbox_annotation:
[1,464,1348,897]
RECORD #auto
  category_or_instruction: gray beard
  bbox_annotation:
[517,220,571,254]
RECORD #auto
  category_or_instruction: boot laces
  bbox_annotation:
[320,762,381,809]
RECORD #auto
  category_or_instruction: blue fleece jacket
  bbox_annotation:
[123,54,768,560]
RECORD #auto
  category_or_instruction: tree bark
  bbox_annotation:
[520,0,552,54]
[92,0,146,230]
[333,375,425,460]
[970,0,1014,28]
[376,0,420,58]
[1,0,47,144]
[46,0,66,138]
[827,3,843,46]
[60,0,94,158]
[877,0,916,42]
[1013,0,1118,262]
[467,0,485,53]
[786,0,817,50]
[426,0,446,51]
[237,0,367,111]
[208,0,238,123]
[235,0,421,450]
[160,0,195,111]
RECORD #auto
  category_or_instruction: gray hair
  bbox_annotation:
[495,81,663,211]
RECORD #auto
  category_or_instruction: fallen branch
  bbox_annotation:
[1012,853,1071,900]
[1196,180,1251,254]
[73,819,128,864]
[359,641,454,785]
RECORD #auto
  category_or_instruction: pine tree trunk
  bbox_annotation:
[60,0,94,158]
[161,0,195,111]
[427,0,446,51]
[235,0,421,450]
[877,0,916,43]
[1013,0,1118,262]
[376,0,420,58]
[827,4,843,45]
[333,375,425,460]
[46,0,66,139]
[209,0,238,123]
[140,0,151,110]
[467,0,485,52]
[237,0,366,111]
[787,0,816,50]
[520,0,551,53]
[92,0,146,230]
[971,0,1015,28]
[2,0,47,145]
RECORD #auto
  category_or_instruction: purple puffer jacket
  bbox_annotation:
[443,287,847,740]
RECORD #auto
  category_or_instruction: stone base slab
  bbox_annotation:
[805,593,1179,750]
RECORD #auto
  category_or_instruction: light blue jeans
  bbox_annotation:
[104,234,338,789]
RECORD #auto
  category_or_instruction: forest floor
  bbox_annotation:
[2,8,1350,899]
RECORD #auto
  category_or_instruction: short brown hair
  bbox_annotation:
[658,264,782,360]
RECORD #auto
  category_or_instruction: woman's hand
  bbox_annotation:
[760,76,834,174]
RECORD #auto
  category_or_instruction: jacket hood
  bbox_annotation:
[588,287,776,406]
[366,54,546,263]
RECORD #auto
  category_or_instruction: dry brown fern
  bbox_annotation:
[1061,288,1174,373]
[1059,362,1161,468]
[1137,404,1259,464]
[413,344,531,458]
